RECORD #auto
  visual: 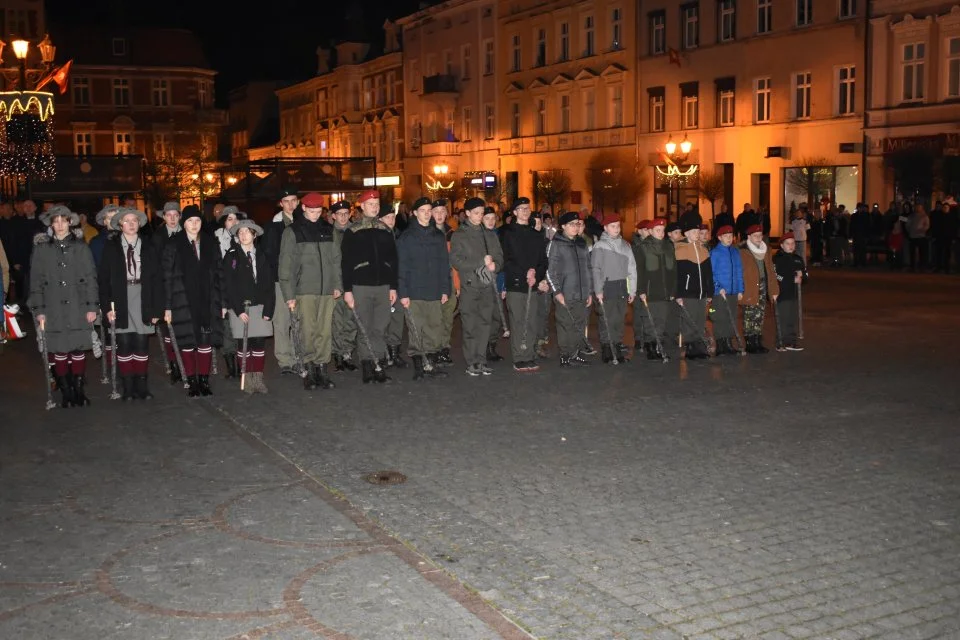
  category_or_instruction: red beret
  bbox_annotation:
[358,190,379,204]
[780,231,795,241]
[652,218,667,227]
[602,213,621,226]
[716,225,734,236]
[301,192,324,208]
[746,224,763,235]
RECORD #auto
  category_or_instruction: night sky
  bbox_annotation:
[46,0,423,102]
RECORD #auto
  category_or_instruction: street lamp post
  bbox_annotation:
[657,135,698,221]
[12,39,28,88]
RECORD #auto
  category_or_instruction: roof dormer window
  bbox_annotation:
[112,38,127,56]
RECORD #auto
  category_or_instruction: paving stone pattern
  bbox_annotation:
[1,270,959,639]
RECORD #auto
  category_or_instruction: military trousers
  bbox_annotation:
[439,294,457,350]
[710,295,739,339]
[536,291,552,342]
[297,294,334,365]
[505,290,538,363]
[678,298,708,344]
[488,287,505,344]
[597,296,627,346]
[555,299,588,357]
[331,297,357,357]
[352,284,390,361]
[406,300,442,357]
[460,285,495,367]
[272,282,295,368]
[385,302,405,347]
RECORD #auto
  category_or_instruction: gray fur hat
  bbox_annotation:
[95,204,121,226]
[229,219,264,238]
[40,205,79,227]
[110,207,148,230]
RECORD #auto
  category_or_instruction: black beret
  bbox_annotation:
[512,197,530,210]
[679,210,703,233]
[483,206,497,216]
[432,198,448,208]
[464,197,485,211]
[558,211,580,226]
[331,200,351,212]
[412,197,432,210]
[278,187,298,199]
[665,222,682,233]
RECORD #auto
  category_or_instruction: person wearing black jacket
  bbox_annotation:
[222,220,275,393]
[773,232,808,351]
[99,208,164,400]
[500,196,548,372]
[152,201,184,382]
[397,198,451,381]
[674,211,714,359]
[263,187,300,375]
[340,189,399,383]
[933,200,959,274]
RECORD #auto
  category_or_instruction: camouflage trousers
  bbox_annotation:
[743,279,767,337]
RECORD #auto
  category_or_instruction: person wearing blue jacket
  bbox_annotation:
[709,224,744,355]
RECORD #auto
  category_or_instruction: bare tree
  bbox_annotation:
[534,168,572,211]
[143,136,221,213]
[785,156,835,209]
[584,150,649,213]
[697,170,726,223]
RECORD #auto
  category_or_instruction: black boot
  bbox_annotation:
[187,375,200,397]
[423,354,448,378]
[56,375,72,408]
[412,355,425,381]
[437,347,453,366]
[485,342,503,362]
[645,342,659,360]
[601,344,613,363]
[332,354,345,372]
[223,354,237,379]
[373,360,393,383]
[340,355,357,371]
[315,364,335,390]
[169,361,182,385]
[121,375,135,401]
[72,374,91,407]
[303,364,317,390]
[361,360,376,384]
[198,375,213,396]
[388,345,408,368]
[617,344,630,363]
[136,375,154,400]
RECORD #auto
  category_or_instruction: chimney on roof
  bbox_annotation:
[317,47,331,75]
[383,20,399,54]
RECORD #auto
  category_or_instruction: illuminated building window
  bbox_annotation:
[650,11,666,55]
[902,43,925,102]
[837,65,856,115]
[114,131,132,157]
[754,77,771,123]
[485,104,495,139]
[649,88,665,132]
[610,85,623,127]
[583,15,595,57]
[483,40,494,75]
[559,23,570,61]
[793,72,811,119]
[560,94,571,132]
[719,0,736,42]
[152,79,169,107]
[583,88,595,129]
[74,131,93,156]
[682,3,699,50]
[757,0,772,34]
[536,98,546,135]
[511,102,521,137]
[611,7,622,50]
[536,28,546,67]
[948,38,960,98]
[719,90,735,126]
[838,0,856,20]
[112,78,130,107]
[511,35,521,72]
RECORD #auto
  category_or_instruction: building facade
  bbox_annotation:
[50,25,225,164]
[497,0,638,217]
[398,0,501,204]
[865,0,960,205]
[637,0,866,233]
[257,28,405,200]
[228,81,282,164]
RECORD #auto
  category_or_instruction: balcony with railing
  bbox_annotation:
[422,74,458,95]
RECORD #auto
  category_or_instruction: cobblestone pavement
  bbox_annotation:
[2,269,959,639]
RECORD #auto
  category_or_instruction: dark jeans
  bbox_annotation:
[933,237,953,273]
[908,237,929,271]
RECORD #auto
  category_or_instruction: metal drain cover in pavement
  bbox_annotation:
[364,470,407,485]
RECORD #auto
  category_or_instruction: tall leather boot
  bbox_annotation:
[315,363,335,390]
[56,375,72,408]
[187,375,200,397]
[198,375,213,396]
[136,374,154,400]
[388,345,408,368]
[645,342,658,360]
[223,354,237,379]
[72,374,91,407]
[423,354,448,378]
[412,355,425,381]
[361,360,376,384]
[121,375,135,401]
[374,360,393,384]
[303,364,317,390]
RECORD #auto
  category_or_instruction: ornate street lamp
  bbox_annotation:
[657,135,698,219]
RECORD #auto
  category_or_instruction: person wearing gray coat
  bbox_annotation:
[590,213,637,363]
[29,205,100,407]
[546,212,593,366]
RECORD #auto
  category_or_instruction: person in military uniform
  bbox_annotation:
[531,210,553,360]
[451,197,504,376]
[431,199,456,366]
[223,219,275,393]
[397,197,451,380]
[635,218,675,360]
[772,231,807,352]
[381,204,408,369]
[590,212,636,363]
[480,206,506,361]
[709,224,744,356]
[739,224,779,354]
[162,205,222,397]
[29,205,100,407]
[340,190,398,383]
[328,200,359,372]
[98,208,163,401]
[264,188,300,375]
[152,201,183,383]
[279,192,340,390]
[500,196,548,372]
[546,212,593,366]
[630,220,653,349]
[664,221,684,347]
[674,211,714,360]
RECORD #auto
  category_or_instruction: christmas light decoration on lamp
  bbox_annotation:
[0,91,56,181]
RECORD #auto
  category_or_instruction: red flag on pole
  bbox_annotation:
[668,48,682,68]
[34,60,73,94]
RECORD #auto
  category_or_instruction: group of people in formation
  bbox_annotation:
[27,188,809,408]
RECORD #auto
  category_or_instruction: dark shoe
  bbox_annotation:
[513,360,540,372]
[373,360,393,384]
[361,360,376,384]
[279,365,298,375]
[601,344,614,363]
[413,355,426,381]
[303,365,317,390]
[580,342,597,356]
[169,361,182,385]
[332,354,346,372]
[340,355,357,371]
[224,354,237,379]
[437,348,453,366]
[187,375,200,397]
[136,375,154,400]
[644,342,659,360]
[121,375,135,401]
[71,374,91,407]
[315,363,336,389]
[485,342,503,362]
[571,351,590,366]
[56,375,72,408]
[464,362,482,376]
[198,375,213,396]
[423,355,448,378]
[389,345,408,368]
